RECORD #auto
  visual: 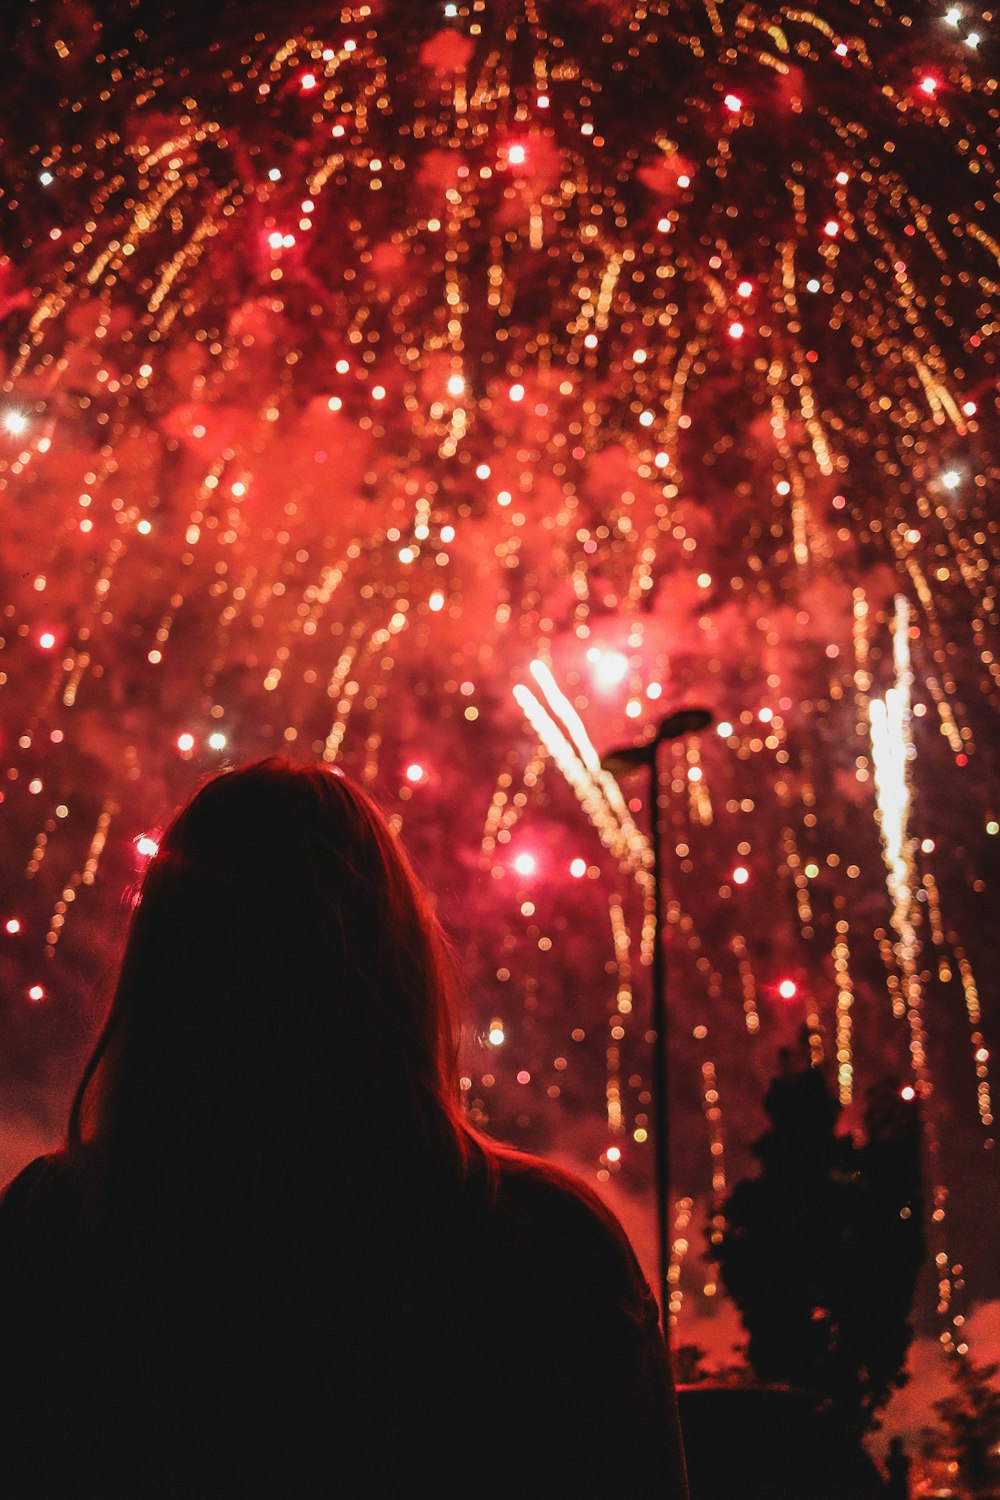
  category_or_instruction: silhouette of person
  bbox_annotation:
[886,1435,912,1499]
[0,759,688,1498]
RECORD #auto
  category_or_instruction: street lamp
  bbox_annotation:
[601,706,713,1335]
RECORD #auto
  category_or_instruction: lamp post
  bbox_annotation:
[600,707,713,1335]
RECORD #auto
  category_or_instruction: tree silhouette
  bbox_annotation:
[921,1354,1000,1499]
[712,1038,925,1436]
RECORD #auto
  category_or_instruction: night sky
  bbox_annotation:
[1,0,999,1454]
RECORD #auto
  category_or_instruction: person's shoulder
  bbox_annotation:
[478,1140,642,1266]
[0,1151,79,1233]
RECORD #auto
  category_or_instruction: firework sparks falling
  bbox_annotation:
[1,1,999,1353]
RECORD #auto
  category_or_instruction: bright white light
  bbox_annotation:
[405,763,425,783]
[966,30,980,47]
[447,374,465,397]
[513,852,537,876]
[135,834,160,858]
[208,731,227,751]
[945,6,961,23]
[806,278,821,293]
[941,470,961,490]
[724,94,742,112]
[717,720,733,737]
[428,591,445,612]
[3,410,28,436]
[39,171,54,186]
[591,650,629,688]
[176,732,195,753]
[569,858,587,878]
[870,596,919,995]
[509,383,525,402]
[488,1020,505,1045]
[507,144,526,166]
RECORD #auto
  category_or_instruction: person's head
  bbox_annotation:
[69,759,470,1187]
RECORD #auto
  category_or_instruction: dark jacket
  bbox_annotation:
[0,1145,688,1497]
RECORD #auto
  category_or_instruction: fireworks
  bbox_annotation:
[1,0,998,1351]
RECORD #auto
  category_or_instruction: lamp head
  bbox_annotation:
[600,706,714,775]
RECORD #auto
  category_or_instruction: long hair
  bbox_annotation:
[68,759,475,1221]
